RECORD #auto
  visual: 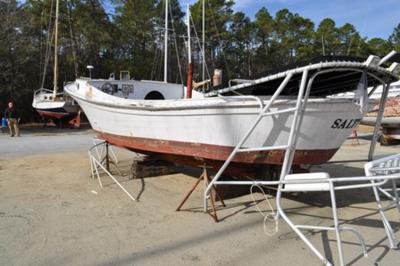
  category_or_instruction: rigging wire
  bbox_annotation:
[151,46,160,80]
[39,10,44,86]
[67,0,79,78]
[41,0,55,89]
[190,14,211,82]
[208,1,232,81]
[168,0,184,85]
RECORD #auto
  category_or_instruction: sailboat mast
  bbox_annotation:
[164,0,169,83]
[186,4,193,98]
[202,0,205,85]
[53,0,59,94]
[187,5,191,65]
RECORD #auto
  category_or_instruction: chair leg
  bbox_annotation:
[391,180,400,214]
[330,185,345,266]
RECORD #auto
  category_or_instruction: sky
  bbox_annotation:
[178,0,400,39]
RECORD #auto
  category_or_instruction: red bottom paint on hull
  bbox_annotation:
[37,110,71,120]
[97,132,338,169]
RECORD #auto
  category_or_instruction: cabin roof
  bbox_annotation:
[207,55,400,97]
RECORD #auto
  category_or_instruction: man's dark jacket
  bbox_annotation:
[4,107,19,119]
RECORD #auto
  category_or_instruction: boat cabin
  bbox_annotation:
[86,79,184,100]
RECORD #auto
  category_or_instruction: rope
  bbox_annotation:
[250,183,279,236]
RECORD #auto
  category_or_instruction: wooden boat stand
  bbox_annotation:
[351,130,360,145]
[176,164,226,222]
[68,110,82,128]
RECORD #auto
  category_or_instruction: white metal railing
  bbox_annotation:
[213,163,400,266]
[203,57,398,265]
[204,72,297,211]
[204,65,390,207]
[365,153,400,249]
[216,94,264,113]
[206,58,398,97]
[34,88,63,97]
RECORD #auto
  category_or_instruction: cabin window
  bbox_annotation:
[101,82,115,95]
[122,84,134,98]
[144,91,165,100]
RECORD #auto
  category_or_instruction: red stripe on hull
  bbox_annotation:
[96,131,338,166]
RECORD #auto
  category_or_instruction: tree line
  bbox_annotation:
[1,0,399,121]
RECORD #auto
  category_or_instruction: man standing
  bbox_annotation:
[4,102,20,137]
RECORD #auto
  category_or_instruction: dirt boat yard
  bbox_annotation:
[1,128,400,265]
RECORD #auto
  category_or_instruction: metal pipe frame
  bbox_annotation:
[204,73,294,211]
[274,65,380,264]
[206,60,398,97]
[368,83,390,161]
[209,67,390,192]
[379,50,398,66]
[88,140,136,202]
[204,63,399,265]
[365,153,400,249]
[217,94,264,113]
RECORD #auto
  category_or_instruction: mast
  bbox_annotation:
[186,4,193,98]
[187,5,191,66]
[202,0,205,86]
[53,0,59,94]
[164,0,168,83]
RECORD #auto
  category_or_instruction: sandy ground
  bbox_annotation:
[1,129,400,265]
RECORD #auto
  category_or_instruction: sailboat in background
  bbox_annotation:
[32,0,79,123]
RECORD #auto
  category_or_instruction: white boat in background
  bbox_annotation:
[368,80,400,99]
[32,0,79,122]
[33,88,79,120]
[360,81,400,144]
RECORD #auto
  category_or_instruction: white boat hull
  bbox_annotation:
[65,80,363,165]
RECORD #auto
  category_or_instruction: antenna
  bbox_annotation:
[86,65,94,79]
